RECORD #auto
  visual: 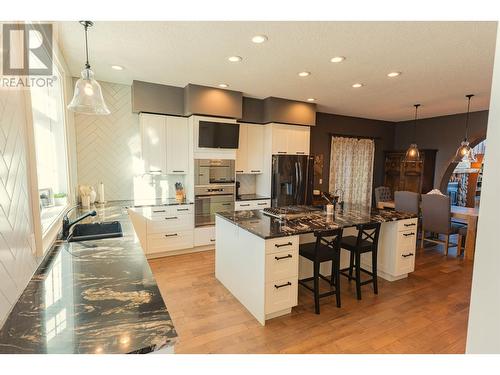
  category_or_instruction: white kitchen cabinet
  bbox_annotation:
[270,123,310,155]
[234,199,270,211]
[236,123,264,174]
[166,116,189,174]
[194,226,216,247]
[141,114,166,174]
[140,114,189,175]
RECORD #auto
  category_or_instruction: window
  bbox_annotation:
[329,136,375,207]
[31,65,69,234]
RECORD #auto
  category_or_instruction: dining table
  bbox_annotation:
[376,200,479,260]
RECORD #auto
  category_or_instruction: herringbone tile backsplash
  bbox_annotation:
[75,81,141,201]
[0,88,38,327]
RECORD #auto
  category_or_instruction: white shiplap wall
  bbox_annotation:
[75,81,140,201]
[0,88,38,326]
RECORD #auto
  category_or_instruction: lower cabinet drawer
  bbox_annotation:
[146,214,193,234]
[265,278,298,314]
[194,226,216,247]
[265,249,298,282]
[395,230,417,274]
[397,218,418,232]
[147,230,194,254]
[265,236,299,255]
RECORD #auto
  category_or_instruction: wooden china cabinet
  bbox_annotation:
[383,150,437,195]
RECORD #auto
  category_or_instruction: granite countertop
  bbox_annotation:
[122,198,193,208]
[236,194,271,202]
[216,204,417,239]
[0,201,177,354]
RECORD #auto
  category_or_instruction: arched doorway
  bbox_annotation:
[439,136,486,207]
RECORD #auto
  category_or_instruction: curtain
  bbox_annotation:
[329,136,375,207]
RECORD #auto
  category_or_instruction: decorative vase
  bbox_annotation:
[89,187,97,204]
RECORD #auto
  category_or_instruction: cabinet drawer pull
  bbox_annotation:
[177,208,189,211]
[165,216,178,220]
[210,239,215,242]
[277,151,287,154]
[153,209,166,213]
[240,204,251,207]
[251,170,261,173]
[236,170,244,173]
[275,241,292,248]
[296,152,305,155]
[150,169,162,173]
[404,223,416,227]
[401,252,414,258]
[403,232,415,237]
[222,203,232,206]
[257,203,268,206]
[164,233,178,237]
[274,281,292,289]
[275,254,292,261]
[172,170,185,173]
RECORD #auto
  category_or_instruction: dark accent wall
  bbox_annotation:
[131,80,184,115]
[394,110,489,191]
[183,83,243,118]
[311,112,396,192]
[263,97,316,126]
[241,97,265,123]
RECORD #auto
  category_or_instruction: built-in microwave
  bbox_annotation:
[194,159,235,185]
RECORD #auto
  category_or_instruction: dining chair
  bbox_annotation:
[298,228,343,314]
[374,186,392,207]
[457,226,468,257]
[421,194,464,256]
[394,191,420,215]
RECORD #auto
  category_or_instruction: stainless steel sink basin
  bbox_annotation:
[68,221,123,242]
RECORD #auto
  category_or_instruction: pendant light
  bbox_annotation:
[404,104,421,163]
[454,94,477,163]
[67,21,110,115]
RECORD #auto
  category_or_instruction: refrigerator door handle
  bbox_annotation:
[294,161,300,202]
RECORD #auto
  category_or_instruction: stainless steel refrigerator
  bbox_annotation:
[271,155,314,207]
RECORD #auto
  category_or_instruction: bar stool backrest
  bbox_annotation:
[313,227,343,257]
[355,222,381,249]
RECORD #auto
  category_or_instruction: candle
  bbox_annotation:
[98,182,105,203]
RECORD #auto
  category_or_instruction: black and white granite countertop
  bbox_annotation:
[124,198,193,207]
[216,204,417,239]
[236,194,271,202]
[0,201,177,354]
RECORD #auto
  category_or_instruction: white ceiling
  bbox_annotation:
[56,21,497,122]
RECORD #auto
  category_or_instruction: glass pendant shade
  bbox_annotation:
[454,139,477,163]
[404,143,421,162]
[67,68,110,115]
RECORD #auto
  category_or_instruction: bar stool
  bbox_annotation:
[339,222,381,300]
[298,227,343,314]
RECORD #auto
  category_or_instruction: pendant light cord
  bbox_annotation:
[79,21,93,69]
[413,104,420,143]
[464,94,474,141]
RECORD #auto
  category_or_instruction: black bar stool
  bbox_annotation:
[298,227,343,314]
[339,222,381,300]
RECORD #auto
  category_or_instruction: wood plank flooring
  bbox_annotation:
[149,243,473,353]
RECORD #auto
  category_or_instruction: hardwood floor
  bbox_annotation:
[149,242,473,354]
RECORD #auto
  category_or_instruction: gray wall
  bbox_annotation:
[184,84,243,118]
[311,112,396,192]
[394,110,489,191]
[132,80,184,115]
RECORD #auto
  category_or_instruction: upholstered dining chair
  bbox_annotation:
[394,191,420,215]
[421,194,464,256]
[374,186,392,207]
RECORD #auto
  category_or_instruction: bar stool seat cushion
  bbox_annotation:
[299,242,338,262]
[340,235,374,252]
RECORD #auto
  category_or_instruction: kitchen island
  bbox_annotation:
[0,201,178,354]
[215,205,418,325]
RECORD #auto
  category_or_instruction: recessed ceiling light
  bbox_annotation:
[111,65,124,71]
[387,71,401,77]
[228,56,242,62]
[218,83,229,88]
[298,71,311,77]
[330,56,345,63]
[352,83,364,88]
[307,98,315,102]
[252,35,268,44]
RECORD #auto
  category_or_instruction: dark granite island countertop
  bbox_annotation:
[216,204,417,239]
[0,201,177,354]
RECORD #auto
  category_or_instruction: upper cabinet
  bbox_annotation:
[140,113,189,175]
[271,124,310,155]
[236,123,265,174]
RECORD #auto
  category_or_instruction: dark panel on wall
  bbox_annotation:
[394,110,489,191]
[131,80,184,115]
[263,97,316,126]
[241,97,265,123]
[311,112,396,193]
[184,84,243,119]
